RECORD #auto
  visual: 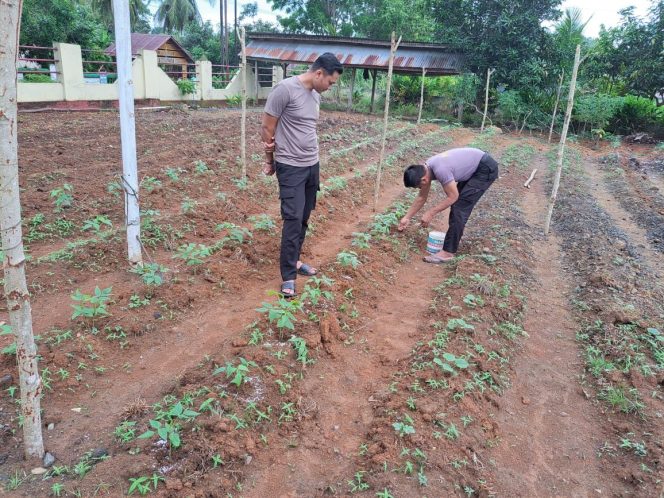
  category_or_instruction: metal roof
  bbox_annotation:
[245,33,465,75]
[105,33,195,63]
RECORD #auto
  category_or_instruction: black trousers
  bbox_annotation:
[443,153,499,254]
[275,161,320,281]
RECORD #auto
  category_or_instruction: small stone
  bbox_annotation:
[560,411,569,417]
[47,423,55,431]
[153,312,162,319]
[31,467,48,475]
[71,407,82,413]
[43,452,56,467]
[244,454,252,465]
[90,448,109,460]
[521,396,530,405]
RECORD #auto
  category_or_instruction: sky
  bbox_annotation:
[196,0,654,38]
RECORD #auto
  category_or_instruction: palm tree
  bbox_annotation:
[155,0,211,33]
[91,0,151,31]
[555,7,592,48]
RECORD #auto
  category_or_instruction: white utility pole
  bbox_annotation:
[112,0,142,264]
[0,0,45,459]
[417,67,427,125]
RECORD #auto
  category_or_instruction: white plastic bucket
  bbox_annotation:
[426,231,446,254]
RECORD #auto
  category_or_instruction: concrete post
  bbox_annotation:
[197,60,212,101]
[53,42,84,101]
[141,49,159,100]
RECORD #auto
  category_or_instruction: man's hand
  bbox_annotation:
[397,216,410,232]
[263,137,275,153]
[262,159,275,176]
[420,210,434,228]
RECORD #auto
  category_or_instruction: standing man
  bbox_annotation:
[397,148,498,263]
[261,53,343,296]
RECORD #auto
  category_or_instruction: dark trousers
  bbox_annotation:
[276,161,320,281]
[443,153,499,254]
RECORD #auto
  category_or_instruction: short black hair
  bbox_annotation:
[403,164,426,188]
[311,52,343,75]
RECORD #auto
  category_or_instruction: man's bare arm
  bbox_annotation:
[398,182,431,231]
[261,113,278,175]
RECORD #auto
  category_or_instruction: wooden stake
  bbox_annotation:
[548,69,565,143]
[347,67,356,112]
[524,169,538,188]
[113,0,142,264]
[240,27,247,179]
[374,32,401,211]
[481,68,495,132]
[369,69,377,113]
[544,45,581,235]
[417,67,427,125]
[0,0,45,460]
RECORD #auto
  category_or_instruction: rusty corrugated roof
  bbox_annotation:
[105,33,195,63]
[245,33,465,75]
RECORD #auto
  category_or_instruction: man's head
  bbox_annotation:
[403,164,429,188]
[310,53,343,93]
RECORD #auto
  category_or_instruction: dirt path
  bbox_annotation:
[489,153,613,496]
[585,156,664,278]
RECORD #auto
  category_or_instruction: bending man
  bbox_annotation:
[261,53,343,296]
[397,148,499,263]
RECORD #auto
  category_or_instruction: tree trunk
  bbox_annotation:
[113,0,142,264]
[369,69,377,113]
[373,32,401,210]
[240,27,247,178]
[417,67,426,125]
[544,45,581,236]
[548,69,564,143]
[0,0,45,460]
[224,0,229,68]
[481,68,494,132]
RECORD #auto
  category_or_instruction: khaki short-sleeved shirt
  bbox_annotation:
[264,76,320,167]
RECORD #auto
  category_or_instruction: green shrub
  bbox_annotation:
[176,78,196,96]
[609,95,661,135]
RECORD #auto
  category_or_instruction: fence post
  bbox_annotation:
[53,42,84,100]
[240,27,247,179]
[113,0,142,264]
[417,66,427,125]
[481,67,495,132]
[374,32,401,210]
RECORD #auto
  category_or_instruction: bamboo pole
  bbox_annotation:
[417,67,427,125]
[0,0,45,460]
[481,68,495,132]
[240,27,247,178]
[373,32,401,210]
[113,0,142,264]
[544,45,581,235]
[548,69,565,143]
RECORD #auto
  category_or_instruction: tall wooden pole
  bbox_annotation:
[544,46,581,235]
[481,67,495,132]
[113,0,142,264]
[373,32,401,210]
[369,69,377,113]
[347,67,356,112]
[219,0,225,67]
[0,0,45,460]
[417,66,427,125]
[548,69,565,143]
[240,27,247,178]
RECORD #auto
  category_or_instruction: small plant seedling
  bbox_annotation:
[131,262,167,286]
[213,357,258,387]
[174,243,212,266]
[393,414,416,437]
[50,183,73,211]
[348,471,370,493]
[71,286,112,321]
[337,250,360,268]
[434,352,470,375]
